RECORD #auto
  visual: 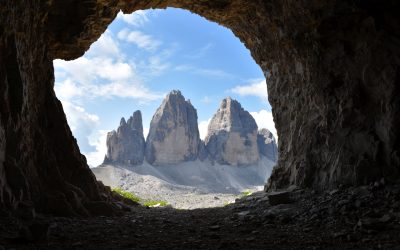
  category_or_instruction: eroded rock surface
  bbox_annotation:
[205,98,259,166]
[145,91,201,165]
[104,111,145,165]
[257,129,278,162]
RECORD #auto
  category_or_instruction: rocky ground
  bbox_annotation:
[1,181,399,249]
[92,159,273,209]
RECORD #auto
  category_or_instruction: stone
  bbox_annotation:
[84,201,117,217]
[257,128,278,162]
[104,111,145,165]
[208,225,221,231]
[205,97,259,166]
[268,191,293,206]
[145,90,202,165]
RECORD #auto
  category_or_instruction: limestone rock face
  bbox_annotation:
[104,111,145,165]
[205,98,259,166]
[257,129,278,162]
[198,141,208,161]
[145,91,201,165]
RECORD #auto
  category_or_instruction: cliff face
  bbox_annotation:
[0,0,399,214]
[105,111,145,165]
[145,91,201,165]
[205,98,259,166]
[257,129,278,162]
[103,95,277,167]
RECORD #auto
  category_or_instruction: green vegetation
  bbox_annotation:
[143,200,168,207]
[241,190,253,197]
[112,188,141,203]
[223,202,231,207]
[112,187,168,207]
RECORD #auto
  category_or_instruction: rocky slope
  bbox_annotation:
[93,157,275,209]
[104,111,145,165]
[205,97,260,166]
[145,90,202,165]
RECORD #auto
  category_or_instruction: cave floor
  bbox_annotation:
[1,184,400,249]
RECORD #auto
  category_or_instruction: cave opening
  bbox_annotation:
[54,8,278,209]
[1,1,400,248]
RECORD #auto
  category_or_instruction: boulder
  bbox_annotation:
[205,97,259,166]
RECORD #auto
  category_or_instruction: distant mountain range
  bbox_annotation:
[102,90,278,167]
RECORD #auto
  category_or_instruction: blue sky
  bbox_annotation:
[54,8,276,167]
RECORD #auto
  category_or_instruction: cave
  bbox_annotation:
[1,0,400,248]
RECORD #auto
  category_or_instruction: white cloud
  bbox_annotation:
[62,101,99,133]
[54,54,164,103]
[55,78,164,103]
[198,119,211,140]
[61,101,100,153]
[250,109,278,141]
[85,130,108,168]
[117,10,149,27]
[55,79,84,102]
[174,65,233,79]
[88,30,121,58]
[54,57,134,84]
[231,79,268,102]
[117,29,161,52]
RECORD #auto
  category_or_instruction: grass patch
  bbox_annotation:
[112,187,168,207]
[241,190,253,197]
[143,200,168,207]
[112,188,141,203]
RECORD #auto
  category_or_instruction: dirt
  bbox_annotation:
[1,182,399,249]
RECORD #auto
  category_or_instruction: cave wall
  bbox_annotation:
[0,1,116,215]
[0,0,399,213]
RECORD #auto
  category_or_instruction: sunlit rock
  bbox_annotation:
[205,97,259,166]
[104,110,145,165]
[145,90,202,165]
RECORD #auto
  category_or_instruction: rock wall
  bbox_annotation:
[257,129,278,162]
[105,111,145,165]
[0,0,399,213]
[0,1,119,215]
[205,98,259,166]
[145,90,201,165]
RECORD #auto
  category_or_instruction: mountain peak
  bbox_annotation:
[205,97,259,166]
[104,110,145,165]
[145,91,202,165]
[120,117,126,126]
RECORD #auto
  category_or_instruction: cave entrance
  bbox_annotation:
[54,7,277,209]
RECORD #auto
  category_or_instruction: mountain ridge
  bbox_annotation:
[103,90,278,167]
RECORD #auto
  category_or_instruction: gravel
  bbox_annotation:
[91,157,275,209]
